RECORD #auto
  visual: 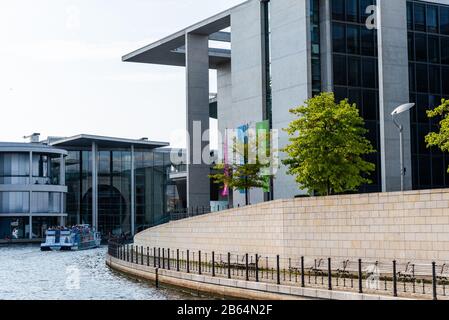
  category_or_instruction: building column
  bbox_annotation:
[320,0,333,92]
[29,151,33,239]
[92,142,98,230]
[377,0,412,192]
[185,32,211,209]
[60,154,65,227]
[131,145,135,235]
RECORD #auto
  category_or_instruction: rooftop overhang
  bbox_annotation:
[50,134,169,150]
[122,9,232,69]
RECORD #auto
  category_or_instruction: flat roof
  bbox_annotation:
[122,1,250,68]
[0,142,68,155]
[50,134,169,150]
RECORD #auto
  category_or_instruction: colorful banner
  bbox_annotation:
[256,120,271,193]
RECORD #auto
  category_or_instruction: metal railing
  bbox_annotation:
[107,242,449,300]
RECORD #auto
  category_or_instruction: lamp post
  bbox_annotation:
[391,103,415,191]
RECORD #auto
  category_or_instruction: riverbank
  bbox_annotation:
[106,254,403,300]
[0,239,43,245]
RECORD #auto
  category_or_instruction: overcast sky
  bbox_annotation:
[0,0,243,147]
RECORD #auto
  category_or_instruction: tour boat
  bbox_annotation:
[40,225,101,251]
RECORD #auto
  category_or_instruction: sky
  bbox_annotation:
[0,0,244,148]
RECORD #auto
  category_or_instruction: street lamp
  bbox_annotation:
[391,103,415,191]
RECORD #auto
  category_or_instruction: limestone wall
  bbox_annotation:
[134,189,449,264]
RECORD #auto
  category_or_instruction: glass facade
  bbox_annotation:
[407,0,449,190]
[0,153,30,184]
[331,0,381,192]
[65,148,179,237]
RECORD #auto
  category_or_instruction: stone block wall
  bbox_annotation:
[134,189,449,264]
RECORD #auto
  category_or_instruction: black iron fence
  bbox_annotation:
[108,242,449,300]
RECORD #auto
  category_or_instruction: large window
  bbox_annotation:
[31,192,61,214]
[0,192,30,214]
[331,0,381,193]
[407,1,449,189]
[0,153,30,184]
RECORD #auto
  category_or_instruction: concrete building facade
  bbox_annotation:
[124,0,449,208]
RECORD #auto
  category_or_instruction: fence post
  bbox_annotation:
[153,247,156,267]
[328,257,332,291]
[167,249,171,270]
[393,260,398,297]
[127,245,129,262]
[199,251,202,275]
[301,256,305,287]
[162,248,165,269]
[177,249,180,272]
[277,255,281,285]
[255,254,259,282]
[141,246,144,265]
[228,252,231,279]
[187,250,190,273]
[246,253,249,281]
[147,247,149,267]
[131,245,134,263]
[212,251,215,277]
[155,268,159,288]
[358,259,363,294]
[432,262,438,301]
[158,248,161,268]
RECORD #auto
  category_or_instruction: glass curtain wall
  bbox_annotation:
[331,0,381,192]
[407,1,449,189]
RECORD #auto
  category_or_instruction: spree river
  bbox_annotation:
[0,245,205,300]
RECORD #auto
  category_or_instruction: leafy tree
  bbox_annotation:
[282,92,376,196]
[210,136,272,206]
[426,99,449,172]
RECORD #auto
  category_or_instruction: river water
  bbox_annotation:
[0,245,205,300]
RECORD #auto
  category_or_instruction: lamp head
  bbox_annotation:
[391,103,415,116]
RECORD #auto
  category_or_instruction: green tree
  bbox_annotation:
[425,99,449,172]
[210,137,272,206]
[282,92,376,196]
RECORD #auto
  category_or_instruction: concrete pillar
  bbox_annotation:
[92,142,98,230]
[185,33,210,209]
[320,0,333,92]
[377,0,412,191]
[131,145,135,235]
[29,151,33,239]
[29,216,32,240]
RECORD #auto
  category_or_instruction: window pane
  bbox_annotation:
[346,0,359,22]
[348,88,362,109]
[416,94,429,123]
[334,86,348,102]
[442,37,449,64]
[362,89,377,120]
[427,5,439,33]
[333,55,347,85]
[361,28,375,56]
[332,23,346,53]
[442,66,449,95]
[440,7,449,35]
[415,33,428,62]
[347,25,360,54]
[416,64,428,93]
[332,0,345,21]
[428,35,440,63]
[429,65,441,94]
[409,63,416,93]
[418,156,431,186]
[414,3,426,32]
[408,32,415,61]
[432,156,445,186]
[348,56,361,87]
[362,57,376,88]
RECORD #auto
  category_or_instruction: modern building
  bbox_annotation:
[0,140,67,240]
[0,134,191,240]
[123,0,449,209]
